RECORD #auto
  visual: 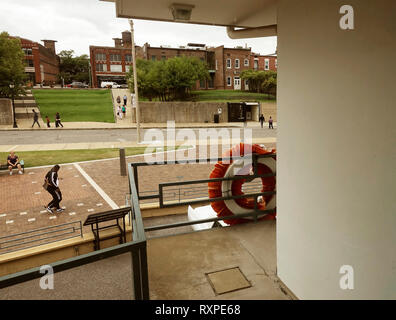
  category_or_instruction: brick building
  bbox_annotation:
[90,31,277,90]
[251,53,278,72]
[11,36,60,85]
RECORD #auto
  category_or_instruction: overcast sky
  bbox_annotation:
[0,0,277,57]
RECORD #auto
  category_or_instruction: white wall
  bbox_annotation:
[277,0,396,299]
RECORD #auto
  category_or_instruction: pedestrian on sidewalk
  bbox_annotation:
[117,105,123,120]
[269,116,274,129]
[259,114,265,128]
[123,94,127,106]
[45,115,51,128]
[116,96,121,104]
[122,105,126,118]
[31,109,41,128]
[55,112,64,128]
[43,165,64,214]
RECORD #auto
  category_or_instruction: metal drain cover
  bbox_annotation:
[206,267,251,295]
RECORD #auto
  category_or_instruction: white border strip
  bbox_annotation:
[73,163,119,210]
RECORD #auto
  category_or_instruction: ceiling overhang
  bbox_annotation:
[102,0,277,29]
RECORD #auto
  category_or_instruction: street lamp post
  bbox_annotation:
[129,19,141,143]
[9,84,17,128]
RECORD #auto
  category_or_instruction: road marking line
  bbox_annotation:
[28,218,36,222]
[32,181,37,184]
[69,212,76,216]
[82,184,87,187]
[40,210,47,214]
[6,220,14,224]
[96,203,103,206]
[49,216,56,220]
[35,192,41,195]
[20,212,27,215]
[73,163,119,210]
[74,175,79,178]
[88,209,94,212]
[0,214,6,218]
[77,203,84,207]
[28,172,35,175]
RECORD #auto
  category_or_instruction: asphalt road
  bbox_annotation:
[0,127,277,145]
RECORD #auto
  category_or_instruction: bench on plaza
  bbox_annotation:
[0,160,25,173]
[83,207,130,251]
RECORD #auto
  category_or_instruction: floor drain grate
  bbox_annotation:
[206,267,251,295]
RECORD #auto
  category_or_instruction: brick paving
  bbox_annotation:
[0,142,276,249]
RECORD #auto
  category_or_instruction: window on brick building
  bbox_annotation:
[125,54,132,62]
[110,54,121,62]
[226,58,231,69]
[152,55,157,61]
[254,59,258,70]
[22,48,33,55]
[110,64,122,72]
[227,76,232,86]
[96,64,107,72]
[215,60,218,70]
[161,56,166,61]
[244,59,249,67]
[235,59,240,69]
[265,59,270,70]
[25,59,34,67]
[95,53,106,61]
[125,65,130,72]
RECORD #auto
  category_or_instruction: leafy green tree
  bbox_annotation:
[0,31,27,99]
[58,50,90,85]
[127,56,209,101]
[241,69,277,98]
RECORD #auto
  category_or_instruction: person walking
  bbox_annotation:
[31,109,40,128]
[116,96,121,105]
[45,115,51,128]
[123,94,127,106]
[259,114,265,128]
[44,165,64,214]
[269,116,274,129]
[55,112,64,128]
[122,104,126,118]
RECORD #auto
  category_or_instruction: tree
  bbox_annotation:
[241,69,277,98]
[0,31,27,99]
[58,50,90,85]
[127,56,209,101]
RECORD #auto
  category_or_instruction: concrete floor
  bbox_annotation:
[0,220,290,300]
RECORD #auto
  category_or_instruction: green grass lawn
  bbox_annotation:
[32,89,114,123]
[191,90,276,102]
[1,146,175,168]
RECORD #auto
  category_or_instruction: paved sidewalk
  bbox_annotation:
[0,121,277,131]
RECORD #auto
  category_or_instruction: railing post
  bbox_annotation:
[131,248,142,300]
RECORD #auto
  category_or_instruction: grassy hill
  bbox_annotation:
[32,89,114,123]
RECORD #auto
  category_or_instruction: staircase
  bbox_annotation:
[14,89,45,127]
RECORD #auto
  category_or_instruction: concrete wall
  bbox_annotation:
[277,0,396,299]
[0,99,13,125]
[134,101,228,123]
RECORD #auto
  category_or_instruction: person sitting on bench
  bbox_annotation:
[7,151,23,175]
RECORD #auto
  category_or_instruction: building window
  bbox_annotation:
[244,59,249,67]
[254,59,258,70]
[110,64,122,72]
[161,55,166,61]
[152,55,157,61]
[227,76,232,86]
[226,58,231,69]
[125,65,130,72]
[95,53,106,61]
[235,59,240,69]
[275,59,278,69]
[244,79,249,88]
[265,58,269,70]
[22,48,33,55]
[110,54,121,62]
[200,79,205,88]
[25,59,34,67]
[215,60,218,70]
[96,64,107,72]
[125,54,132,62]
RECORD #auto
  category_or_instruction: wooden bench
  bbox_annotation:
[83,207,130,251]
[0,160,25,173]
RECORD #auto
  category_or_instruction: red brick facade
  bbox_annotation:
[12,37,60,85]
[90,32,277,90]
[251,53,277,72]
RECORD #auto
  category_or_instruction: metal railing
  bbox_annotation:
[0,221,83,255]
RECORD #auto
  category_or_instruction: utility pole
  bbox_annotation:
[129,19,141,143]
